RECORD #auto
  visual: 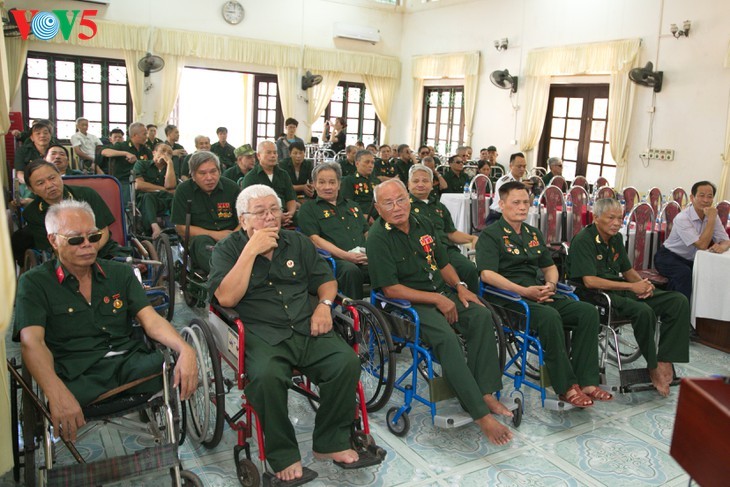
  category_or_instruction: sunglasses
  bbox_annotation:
[56,231,103,246]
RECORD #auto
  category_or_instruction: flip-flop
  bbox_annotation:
[558,384,594,408]
[583,387,613,402]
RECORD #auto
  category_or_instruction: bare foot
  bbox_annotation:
[484,394,513,417]
[649,368,670,397]
[657,362,674,383]
[476,414,513,446]
[150,223,162,240]
[275,461,303,482]
[313,449,359,464]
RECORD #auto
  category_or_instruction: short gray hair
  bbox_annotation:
[188,150,220,175]
[128,122,146,137]
[194,135,210,147]
[409,163,433,181]
[312,162,341,182]
[257,140,275,153]
[373,178,406,203]
[548,157,562,167]
[355,150,373,163]
[75,117,88,125]
[45,200,96,235]
[236,184,281,218]
[593,197,621,217]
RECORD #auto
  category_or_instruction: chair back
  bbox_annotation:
[596,186,616,200]
[717,200,730,229]
[567,186,590,239]
[596,176,609,188]
[63,175,127,245]
[622,186,640,217]
[313,148,336,164]
[647,187,663,216]
[528,176,545,199]
[624,202,655,271]
[550,175,567,191]
[530,166,547,177]
[490,165,504,179]
[539,185,566,243]
[469,174,492,233]
[658,201,682,244]
[571,176,588,191]
[671,187,689,208]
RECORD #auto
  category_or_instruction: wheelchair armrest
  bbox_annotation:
[568,281,610,307]
[371,291,412,309]
[481,284,523,302]
[556,282,575,293]
[210,301,241,323]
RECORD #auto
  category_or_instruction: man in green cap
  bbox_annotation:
[477,181,609,408]
[222,144,256,185]
[101,122,153,205]
[241,141,297,226]
[368,178,514,446]
[209,184,362,483]
[211,126,237,170]
[134,143,177,239]
[567,197,690,397]
[171,151,240,273]
[341,150,379,219]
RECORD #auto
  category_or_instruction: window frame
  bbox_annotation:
[252,74,284,150]
[421,85,465,156]
[315,81,381,146]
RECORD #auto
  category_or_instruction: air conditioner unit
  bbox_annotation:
[333,22,381,44]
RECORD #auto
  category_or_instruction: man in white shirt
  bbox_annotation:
[486,152,531,226]
[69,117,102,174]
[654,181,730,300]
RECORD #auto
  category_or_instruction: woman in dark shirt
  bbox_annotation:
[326,117,347,153]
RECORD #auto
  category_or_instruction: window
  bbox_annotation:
[252,75,283,149]
[22,52,132,140]
[537,85,614,184]
[311,82,381,146]
[421,86,464,155]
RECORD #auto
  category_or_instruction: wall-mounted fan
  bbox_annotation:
[137,53,165,93]
[628,62,663,93]
[301,71,323,90]
[490,69,518,93]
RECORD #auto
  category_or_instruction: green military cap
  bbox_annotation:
[234,144,255,157]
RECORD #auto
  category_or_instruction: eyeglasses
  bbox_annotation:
[243,207,283,219]
[379,197,409,212]
[55,231,103,246]
[452,161,464,165]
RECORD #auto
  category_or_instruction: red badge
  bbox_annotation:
[104,296,110,304]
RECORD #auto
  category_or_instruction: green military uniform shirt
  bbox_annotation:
[476,216,553,287]
[240,164,297,204]
[542,171,555,186]
[298,196,368,251]
[340,171,378,215]
[62,167,83,176]
[170,178,240,231]
[367,215,449,293]
[222,165,246,185]
[165,141,186,179]
[395,158,414,184]
[278,157,314,189]
[442,170,471,194]
[133,159,169,187]
[14,137,61,172]
[211,142,236,169]
[23,185,117,253]
[13,259,150,382]
[208,229,335,345]
[410,193,459,251]
[107,141,153,182]
[339,157,357,178]
[177,153,194,181]
[374,157,397,179]
[567,223,632,281]
[144,137,164,152]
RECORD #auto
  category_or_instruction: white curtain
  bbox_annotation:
[363,75,398,144]
[153,54,185,128]
[305,71,341,141]
[276,66,300,121]
[410,78,424,147]
[720,46,730,200]
[608,69,638,189]
[123,50,147,121]
[518,76,551,161]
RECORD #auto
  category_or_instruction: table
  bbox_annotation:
[440,193,470,235]
[691,250,730,324]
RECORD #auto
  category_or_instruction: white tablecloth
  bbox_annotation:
[440,193,470,235]
[691,250,730,325]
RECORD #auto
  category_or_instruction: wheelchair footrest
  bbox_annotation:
[263,466,318,486]
[334,445,386,469]
[619,366,681,393]
[433,411,473,429]
[45,443,178,487]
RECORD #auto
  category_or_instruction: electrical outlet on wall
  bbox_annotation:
[642,148,675,161]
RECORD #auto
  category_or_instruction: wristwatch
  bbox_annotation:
[319,299,334,307]
[457,282,468,289]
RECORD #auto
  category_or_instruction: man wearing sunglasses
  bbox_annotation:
[542,157,564,187]
[441,154,472,194]
[14,200,198,443]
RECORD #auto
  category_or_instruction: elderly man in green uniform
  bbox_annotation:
[567,198,690,397]
[211,126,237,170]
[11,160,126,265]
[222,144,256,185]
[477,181,609,407]
[374,144,397,182]
[241,140,297,225]
[14,200,197,443]
[299,162,369,299]
[144,124,164,152]
[164,124,188,179]
[394,144,416,184]
[442,154,472,193]
[542,157,564,187]
[178,135,212,181]
[368,178,514,445]
[101,122,153,205]
[279,141,315,199]
[341,150,379,218]
[409,164,479,293]
[134,143,177,239]
[46,144,82,176]
[171,151,240,274]
[339,145,358,178]
[209,184,362,483]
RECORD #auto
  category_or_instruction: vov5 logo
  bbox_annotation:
[11,9,98,41]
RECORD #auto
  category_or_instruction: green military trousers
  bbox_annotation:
[447,248,479,294]
[333,259,368,300]
[411,291,502,421]
[137,191,173,234]
[493,296,600,395]
[244,330,361,472]
[607,289,690,368]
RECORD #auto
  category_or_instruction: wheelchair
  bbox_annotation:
[175,199,210,308]
[7,335,200,486]
[181,300,387,486]
[369,289,516,437]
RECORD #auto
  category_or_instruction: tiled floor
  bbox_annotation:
[3,289,728,486]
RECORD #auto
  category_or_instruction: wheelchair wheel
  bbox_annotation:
[236,458,261,487]
[494,306,541,381]
[155,233,176,321]
[182,319,225,449]
[20,366,40,487]
[179,469,204,486]
[479,297,507,373]
[354,300,396,413]
[599,327,642,365]
[181,254,199,308]
[386,407,410,437]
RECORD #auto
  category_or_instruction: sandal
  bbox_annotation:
[558,384,593,408]
[583,386,613,402]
